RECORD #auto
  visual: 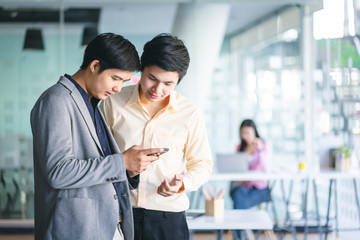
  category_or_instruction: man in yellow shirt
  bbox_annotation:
[100,33,213,240]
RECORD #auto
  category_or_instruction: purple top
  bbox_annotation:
[232,142,272,190]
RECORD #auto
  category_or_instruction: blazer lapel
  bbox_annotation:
[99,110,120,154]
[58,76,104,155]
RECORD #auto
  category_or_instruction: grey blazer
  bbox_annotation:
[30,76,134,240]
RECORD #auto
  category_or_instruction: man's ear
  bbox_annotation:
[89,60,100,74]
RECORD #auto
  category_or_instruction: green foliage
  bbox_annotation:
[316,38,360,68]
[332,145,351,159]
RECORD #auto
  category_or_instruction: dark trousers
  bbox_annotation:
[133,208,189,240]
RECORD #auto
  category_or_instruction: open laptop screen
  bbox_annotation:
[216,153,253,173]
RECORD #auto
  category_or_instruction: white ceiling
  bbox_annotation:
[0,0,320,36]
[98,2,285,35]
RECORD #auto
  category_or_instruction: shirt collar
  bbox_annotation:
[168,91,178,110]
[125,83,178,110]
[125,83,141,107]
[65,74,100,106]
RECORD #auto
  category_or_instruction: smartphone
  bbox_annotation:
[147,148,169,156]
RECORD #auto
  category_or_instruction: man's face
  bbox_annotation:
[139,65,179,103]
[86,61,132,100]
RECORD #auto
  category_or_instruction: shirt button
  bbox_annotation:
[114,194,118,200]
[103,147,106,152]
[98,129,101,133]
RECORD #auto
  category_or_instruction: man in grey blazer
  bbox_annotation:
[30,33,164,240]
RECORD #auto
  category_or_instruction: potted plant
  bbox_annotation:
[332,145,351,171]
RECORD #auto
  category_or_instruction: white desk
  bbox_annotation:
[211,169,360,181]
[211,170,308,181]
[208,170,305,239]
[208,170,360,240]
[0,219,34,234]
[187,209,273,230]
[0,219,34,228]
[187,209,273,240]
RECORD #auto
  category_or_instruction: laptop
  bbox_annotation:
[216,153,252,173]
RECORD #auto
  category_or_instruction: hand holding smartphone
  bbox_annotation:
[147,148,169,156]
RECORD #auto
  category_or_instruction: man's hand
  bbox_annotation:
[157,174,184,197]
[123,145,164,177]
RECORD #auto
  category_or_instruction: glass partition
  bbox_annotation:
[228,29,302,170]
[0,26,84,219]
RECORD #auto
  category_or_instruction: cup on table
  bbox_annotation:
[299,161,306,171]
[205,199,224,217]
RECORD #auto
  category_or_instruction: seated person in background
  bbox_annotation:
[230,119,272,210]
[230,119,272,240]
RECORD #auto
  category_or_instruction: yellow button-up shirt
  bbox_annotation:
[100,84,213,212]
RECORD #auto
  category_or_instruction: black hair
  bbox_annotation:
[140,33,190,83]
[80,33,140,73]
[238,119,261,152]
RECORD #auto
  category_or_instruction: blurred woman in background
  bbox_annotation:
[230,119,272,209]
[230,119,272,239]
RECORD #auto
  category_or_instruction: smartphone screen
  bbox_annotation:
[147,148,169,156]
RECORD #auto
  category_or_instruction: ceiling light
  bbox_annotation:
[23,28,44,50]
[81,27,98,47]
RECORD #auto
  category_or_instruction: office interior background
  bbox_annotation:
[1,0,360,235]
